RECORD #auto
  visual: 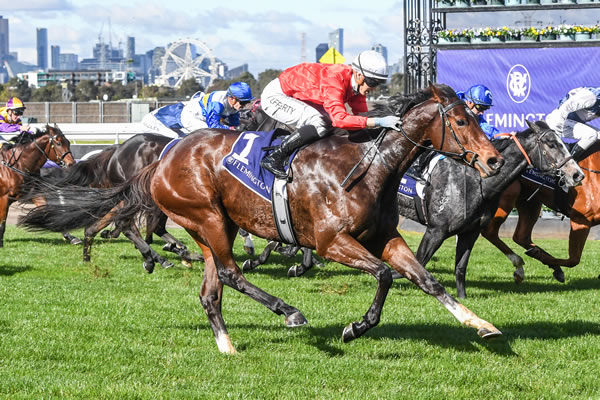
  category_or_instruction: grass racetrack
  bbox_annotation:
[1,225,599,399]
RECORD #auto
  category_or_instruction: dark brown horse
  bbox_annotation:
[39,133,201,271]
[0,126,75,246]
[20,84,505,353]
[482,143,600,283]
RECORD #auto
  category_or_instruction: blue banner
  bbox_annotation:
[437,47,600,132]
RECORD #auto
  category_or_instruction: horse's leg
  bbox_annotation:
[120,223,174,273]
[380,235,501,339]
[62,232,82,245]
[454,229,481,299]
[242,240,278,272]
[481,182,526,283]
[316,233,395,342]
[393,227,445,280]
[511,196,566,282]
[288,247,315,277]
[238,229,255,255]
[195,242,236,354]
[151,212,203,266]
[83,215,114,263]
[0,196,10,248]
[185,225,307,353]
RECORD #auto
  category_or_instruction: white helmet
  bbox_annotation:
[352,50,388,85]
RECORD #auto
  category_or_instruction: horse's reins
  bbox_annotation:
[0,131,71,176]
[340,99,480,188]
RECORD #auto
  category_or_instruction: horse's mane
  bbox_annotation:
[368,84,456,119]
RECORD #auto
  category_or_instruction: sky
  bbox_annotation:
[6,1,599,77]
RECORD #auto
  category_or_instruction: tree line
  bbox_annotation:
[0,70,404,103]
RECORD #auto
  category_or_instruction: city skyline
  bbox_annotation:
[7,1,405,77]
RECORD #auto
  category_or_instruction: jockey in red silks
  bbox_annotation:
[0,97,31,142]
[141,82,254,138]
[260,49,401,179]
[546,86,600,161]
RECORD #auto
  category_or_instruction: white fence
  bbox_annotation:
[31,122,146,143]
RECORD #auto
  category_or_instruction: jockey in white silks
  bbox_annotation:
[141,82,254,138]
[545,86,600,161]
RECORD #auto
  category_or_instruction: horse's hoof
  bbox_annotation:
[287,265,304,277]
[162,243,176,252]
[161,260,174,269]
[477,326,502,340]
[342,323,358,343]
[285,311,307,327]
[391,270,404,280]
[70,237,82,245]
[182,260,193,269]
[552,268,565,283]
[242,260,254,272]
[188,253,204,262]
[513,267,525,284]
[243,245,255,256]
[144,262,155,274]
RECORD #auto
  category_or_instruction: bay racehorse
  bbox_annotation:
[1,126,75,246]
[38,133,202,271]
[395,120,583,298]
[481,142,600,283]
[20,84,505,353]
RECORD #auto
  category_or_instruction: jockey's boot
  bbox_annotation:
[570,143,586,162]
[261,125,319,180]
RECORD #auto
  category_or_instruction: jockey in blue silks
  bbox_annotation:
[456,84,499,140]
[546,86,600,161]
[141,82,254,138]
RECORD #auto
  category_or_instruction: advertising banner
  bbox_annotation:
[437,47,600,132]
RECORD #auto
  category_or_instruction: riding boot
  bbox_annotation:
[261,125,320,179]
[570,144,586,162]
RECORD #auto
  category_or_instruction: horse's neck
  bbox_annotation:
[481,138,530,197]
[12,138,48,173]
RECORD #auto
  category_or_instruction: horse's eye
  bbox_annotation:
[455,119,467,126]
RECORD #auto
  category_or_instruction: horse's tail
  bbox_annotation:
[18,161,160,233]
[53,145,118,187]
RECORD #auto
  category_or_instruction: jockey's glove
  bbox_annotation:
[373,116,402,131]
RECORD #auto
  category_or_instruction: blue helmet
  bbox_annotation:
[227,82,254,102]
[464,84,493,107]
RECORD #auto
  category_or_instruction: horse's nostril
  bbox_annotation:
[487,156,505,171]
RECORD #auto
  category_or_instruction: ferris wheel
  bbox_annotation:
[155,38,220,88]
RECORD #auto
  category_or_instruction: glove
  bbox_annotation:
[373,116,401,130]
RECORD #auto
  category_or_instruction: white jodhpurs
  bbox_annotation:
[261,78,329,137]
[141,111,182,139]
[546,111,600,151]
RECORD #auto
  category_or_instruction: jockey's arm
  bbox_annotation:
[204,102,231,130]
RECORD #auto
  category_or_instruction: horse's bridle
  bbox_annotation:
[495,128,571,175]
[394,99,492,174]
[42,132,73,167]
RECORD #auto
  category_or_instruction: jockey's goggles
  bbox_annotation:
[363,76,385,88]
[473,104,490,112]
[11,108,25,116]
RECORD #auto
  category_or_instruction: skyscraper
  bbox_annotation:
[36,27,48,70]
[315,43,329,62]
[126,36,135,62]
[371,43,388,64]
[51,45,60,70]
[0,16,8,61]
[328,28,343,55]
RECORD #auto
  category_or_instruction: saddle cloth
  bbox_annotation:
[222,129,298,202]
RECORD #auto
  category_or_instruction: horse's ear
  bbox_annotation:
[430,84,443,103]
[525,119,539,132]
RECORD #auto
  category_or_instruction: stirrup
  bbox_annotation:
[261,158,288,180]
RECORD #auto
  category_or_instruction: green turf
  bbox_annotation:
[1,226,599,399]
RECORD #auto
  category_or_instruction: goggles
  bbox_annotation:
[364,76,385,88]
[11,108,25,116]
[473,104,490,112]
